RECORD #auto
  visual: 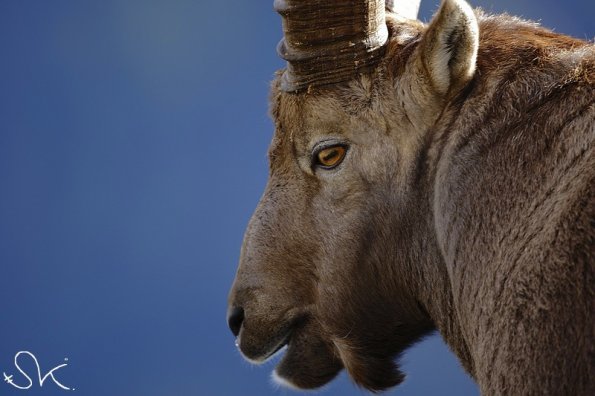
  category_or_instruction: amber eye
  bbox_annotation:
[315,145,347,169]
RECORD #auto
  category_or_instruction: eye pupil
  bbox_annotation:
[316,145,346,168]
[322,150,338,162]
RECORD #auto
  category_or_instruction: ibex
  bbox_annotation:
[227,0,595,394]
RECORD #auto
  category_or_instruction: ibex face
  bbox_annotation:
[230,81,432,390]
[228,0,480,391]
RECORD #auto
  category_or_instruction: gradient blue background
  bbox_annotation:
[0,1,592,395]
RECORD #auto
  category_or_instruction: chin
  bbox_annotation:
[271,328,342,390]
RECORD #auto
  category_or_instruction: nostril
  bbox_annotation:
[227,306,244,337]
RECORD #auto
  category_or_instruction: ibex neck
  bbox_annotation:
[396,131,475,377]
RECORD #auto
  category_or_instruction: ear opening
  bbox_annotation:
[420,0,479,95]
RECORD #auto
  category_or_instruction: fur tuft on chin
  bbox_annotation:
[271,370,304,391]
[338,345,405,392]
[273,324,343,390]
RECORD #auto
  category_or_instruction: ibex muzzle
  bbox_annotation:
[228,0,595,393]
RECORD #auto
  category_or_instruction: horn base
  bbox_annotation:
[275,0,389,92]
[277,34,388,92]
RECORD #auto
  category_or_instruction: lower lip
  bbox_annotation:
[260,333,291,362]
[236,333,291,364]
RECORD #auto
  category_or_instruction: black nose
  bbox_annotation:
[227,306,244,337]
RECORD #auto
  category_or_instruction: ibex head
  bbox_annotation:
[228,0,479,391]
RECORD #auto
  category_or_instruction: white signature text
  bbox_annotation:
[3,351,73,391]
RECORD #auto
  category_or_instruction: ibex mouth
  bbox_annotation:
[235,314,342,389]
[236,325,293,364]
[235,310,312,364]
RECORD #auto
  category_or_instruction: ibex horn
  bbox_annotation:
[275,0,421,92]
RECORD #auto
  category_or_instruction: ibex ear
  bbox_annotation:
[418,0,478,95]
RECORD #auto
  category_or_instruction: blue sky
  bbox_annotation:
[0,1,592,395]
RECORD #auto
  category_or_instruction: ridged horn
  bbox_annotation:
[275,0,389,92]
[275,0,422,92]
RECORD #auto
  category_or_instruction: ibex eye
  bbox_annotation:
[314,145,347,169]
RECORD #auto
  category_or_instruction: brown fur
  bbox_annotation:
[228,1,594,394]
